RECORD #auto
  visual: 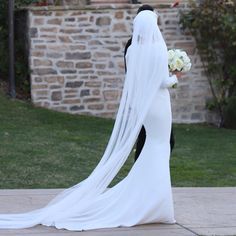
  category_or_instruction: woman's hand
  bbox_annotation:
[172,71,183,79]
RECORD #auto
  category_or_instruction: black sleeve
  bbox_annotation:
[124,38,132,73]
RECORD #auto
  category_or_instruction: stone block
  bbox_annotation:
[85,81,102,88]
[36,90,48,96]
[56,61,74,68]
[65,52,91,60]
[194,105,206,111]
[40,27,58,33]
[177,92,189,99]
[83,97,101,103]
[58,36,72,43]
[76,62,93,69]
[112,23,127,32]
[88,104,104,110]
[191,113,203,120]
[51,91,62,101]
[33,18,45,25]
[70,105,85,111]
[107,103,119,110]
[34,45,47,49]
[60,69,77,74]
[31,84,48,89]
[45,76,64,84]
[47,18,62,25]
[80,89,90,97]
[65,89,77,93]
[55,11,64,16]
[33,68,57,75]
[47,45,69,51]
[95,64,106,69]
[40,35,57,40]
[88,40,103,46]
[34,77,43,83]
[115,11,124,19]
[96,16,111,26]
[92,89,100,95]
[63,99,81,104]
[66,75,77,80]
[66,81,83,88]
[71,35,92,40]
[107,46,120,52]
[78,70,95,75]
[50,85,62,89]
[46,52,64,59]
[94,52,111,58]
[65,17,76,22]
[60,29,82,34]
[31,51,44,58]
[85,28,99,33]
[34,59,52,67]
[103,90,119,101]
[70,45,86,50]
[97,71,115,76]
[77,16,89,21]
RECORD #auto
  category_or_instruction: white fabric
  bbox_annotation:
[0,10,176,231]
[161,74,178,89]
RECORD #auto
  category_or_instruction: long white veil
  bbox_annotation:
[0,10,170,228]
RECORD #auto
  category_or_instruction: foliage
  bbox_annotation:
[223,96,236,129]
[0,1,39,98]
[0,1,8,79]
[180,0,236,128]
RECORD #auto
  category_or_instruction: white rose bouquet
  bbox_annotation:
[168,49,192,72]
[166,49,191,88]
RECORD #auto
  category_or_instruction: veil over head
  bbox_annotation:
[0,10,170,228]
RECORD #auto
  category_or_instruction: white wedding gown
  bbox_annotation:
[44,88,175,230]
[0,10,176,231]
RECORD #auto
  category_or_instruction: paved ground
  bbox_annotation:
[0,187,235,236]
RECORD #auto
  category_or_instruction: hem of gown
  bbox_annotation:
[41,218,177,231]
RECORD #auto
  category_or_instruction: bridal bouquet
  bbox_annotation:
[167,49,192,88]
[168,49,192,72]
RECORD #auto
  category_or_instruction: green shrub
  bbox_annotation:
[223,96,236,129]
[0,1,39,97]
[0,2,8,80]
[180,0,236,128]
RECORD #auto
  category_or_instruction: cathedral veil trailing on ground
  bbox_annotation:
[0,10,176,231]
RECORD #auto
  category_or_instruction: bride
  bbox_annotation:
[0,9,179,231]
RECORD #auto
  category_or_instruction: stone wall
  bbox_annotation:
[27,3,217,123]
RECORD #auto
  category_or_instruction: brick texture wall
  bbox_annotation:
[27,3,218,123]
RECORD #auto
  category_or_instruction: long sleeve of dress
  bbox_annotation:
[161,74,178,89]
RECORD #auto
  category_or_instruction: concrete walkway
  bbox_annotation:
[0,187,235,236]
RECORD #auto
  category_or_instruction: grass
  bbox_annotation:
[171,124,236,186]
[0,92,236,188]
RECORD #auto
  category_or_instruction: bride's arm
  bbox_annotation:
[161,74,178,88]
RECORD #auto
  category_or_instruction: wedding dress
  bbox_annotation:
[0,10,176,231]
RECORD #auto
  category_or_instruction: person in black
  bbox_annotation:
[124,5,175,162]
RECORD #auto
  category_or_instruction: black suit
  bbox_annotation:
[124,38,175,162]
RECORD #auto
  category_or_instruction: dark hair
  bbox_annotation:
[137,4,154,14]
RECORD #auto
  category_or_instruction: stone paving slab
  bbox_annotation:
[0,225,196,236]
[0,187,235,236]
[173,187,236,236]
